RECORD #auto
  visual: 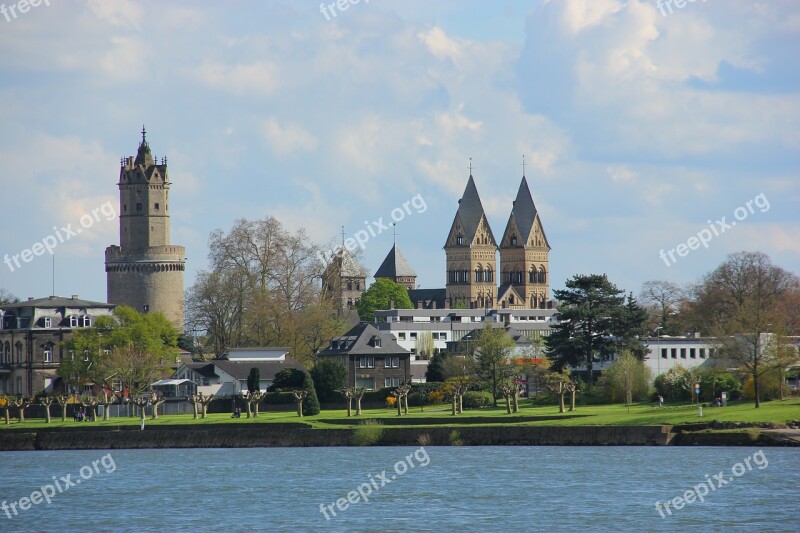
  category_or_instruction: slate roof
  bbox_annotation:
[317,322,410,356]
[339,249,368,278]
[407,288,446,308]
[497,283,523,303]
[374,245,416,279]
[184,358,305,381]
[1,296,115,309]
[504,176,550,249]
[445,175,496,246]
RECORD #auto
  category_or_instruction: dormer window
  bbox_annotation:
[69,316,79,328]
[372,337,382,348]
[43,317,52,328]
[82,316,92,327]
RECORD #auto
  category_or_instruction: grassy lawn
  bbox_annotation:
[2,398,798,430]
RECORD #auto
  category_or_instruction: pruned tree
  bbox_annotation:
[12,396,32,423]
[564,381,577,412]
[546,370,571,414]
[150,392,166,420]
[390,388,403,416]
[500,383,515,414]
[98,389,119,421]
[131,395,151,422]
[55,394,70,422]
[80,394,100,422]
[339,387,355,416]
[188,392,201,419]
[244,391,265,418]
[292,390,309,417]
[39,396,55,423]
[197,392,215,418]
[354,387,366,415]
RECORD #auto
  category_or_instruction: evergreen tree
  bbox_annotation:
[247,367,260,393]
[425,352,448,383]
[310,360,347,402]
[301,371,320,416]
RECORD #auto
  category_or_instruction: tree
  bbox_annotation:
[0,289,19,305]
[300,372,320,416]
[690,252,799,407]
[545,274,641,388]
[54,394,70,422]
[546,370,571,414]
[185,216,346,365]
[355,278,413,322]
[60,306,179,401]
[603,350,652,406]
[442,356,475,415]
[247,367,261,394]
[473,325,516,406]
[98,389,119,421]
[618,293,649,359]
[0,396,10,425]
[354,387,366,415]
[311,360,347,403]
[292,390,308,417]
[415,332,435,360]
[150,392,166,419]
[339,387,355,416]
[425,352,447,383]
[244,391,265,418]
[80,394,99,422]
[39,396,55,423]
[640,280,685,335]
[269,368,305,391]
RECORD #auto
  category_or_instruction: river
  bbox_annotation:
[0,446,797,532]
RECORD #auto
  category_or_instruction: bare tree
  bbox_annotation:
[39,396,55,423]
[80,395,100,422]
[354,387,366,415]
[150,392,166,420]
[98,390,119,421]
[339,387,355,416]
[12,396,32,423]
[415,332,435,360]
[55,394,71,422]
[292,390,309,417]
[640,280,685,334]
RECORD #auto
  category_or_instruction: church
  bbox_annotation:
[325,166,554,312]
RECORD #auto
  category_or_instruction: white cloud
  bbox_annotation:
[260,119,319,156]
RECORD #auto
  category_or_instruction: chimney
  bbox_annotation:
[27,297,34,301]
[431,300,437,309]
[390,299,395,309]
[417,301,423,309]
[71,295,79,300]
[444,298,450,309]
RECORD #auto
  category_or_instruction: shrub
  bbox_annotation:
[417,433,431,446]
[386,396,397,408]
[699,371,742,401]
[268,368,305,392]
[449,430,463,446]
[427,390,445,405]
[301,372,320,416]
[263,392,295,405]
[742,373,789,402]
[352,419,383,446]
[462,391,493,409]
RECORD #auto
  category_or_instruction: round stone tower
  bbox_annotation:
[105,127,185,329]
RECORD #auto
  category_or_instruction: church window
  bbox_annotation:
[154,203,160,211]
[484,268,493,282]
[511,235,517,246]
[456,234,463,245]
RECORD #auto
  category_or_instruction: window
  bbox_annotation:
[397,333,406,341]
[82,316,92,327]
[69,350,75,361]
[671,348,677,359]
[16,344,22,363]
[84,350,90,361]
[154,202,160,211]
[43,317,52,328]
[511,235,517,246]
[356,377,375,390]
[43,347,52,363]
[384,356,399,368]
[136,203,143,212]
[358,356,374,369]
[456,234,463,245]
[372,338,382,348]
[699,348,706,359]
[410,332,417,339]
[69,316,79,328]
[661,348,668,359]
[680,348,687,359]
[384,376,401,388]
[690,348,696,359]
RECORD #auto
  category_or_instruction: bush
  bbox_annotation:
[427,390,445,405]
[449,430,463,446]
[352,419,383,446]
[462,391,493,409]
[742,372,790,401]
[602,351,652,403]
[268,368,305,392]
[699,371,742,401]
[386,396,397,408]
[363,387,395,403]
[263,392,295,405]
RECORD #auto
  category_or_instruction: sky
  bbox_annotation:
[1,0,798,313]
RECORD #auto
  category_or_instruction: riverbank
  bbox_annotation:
[1,422,798,450]
[2,399,798,450]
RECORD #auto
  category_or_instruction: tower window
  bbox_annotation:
[136,203,143,212]
[511,235,517,246]
[456,234,463,245]
[123,204,127,212]
[154,203,160,211]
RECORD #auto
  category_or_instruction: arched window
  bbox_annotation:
[529,268,536,283]
[539,266,546,284]
[511,234,517,246]
[456,234,463,245]
[475,268,482,282]
[484,268,493,283]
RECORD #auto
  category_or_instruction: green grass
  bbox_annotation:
[2,398,798,430]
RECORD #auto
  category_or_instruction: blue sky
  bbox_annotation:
[1,0,798,312]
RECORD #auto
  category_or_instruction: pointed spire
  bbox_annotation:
[375,244,416,279]
[135,125,154,167]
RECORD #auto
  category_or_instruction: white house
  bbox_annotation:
[173,347,305,396]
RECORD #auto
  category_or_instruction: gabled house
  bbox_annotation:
[173,347,305,396]
[317,322,411,390]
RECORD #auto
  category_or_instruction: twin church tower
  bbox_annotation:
[444,171,551,309]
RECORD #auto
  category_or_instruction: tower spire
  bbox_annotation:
[141,124,146,143]
[522,154,526,177]
[468,157,473,176]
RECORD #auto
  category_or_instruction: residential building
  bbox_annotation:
[173,347,305,396]
[105,127,186,329]
[0,296,115,396]
[316,322,411,389]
